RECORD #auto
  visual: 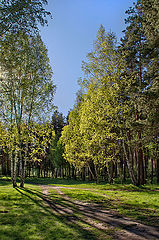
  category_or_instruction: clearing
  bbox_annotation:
[0,178,159,240]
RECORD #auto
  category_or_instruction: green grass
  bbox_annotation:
[0,178,114,240]
[1,177,159,240]
[24,177,159,191]
[3,176,159,191]
[60,187,159,226]
[25,177,96,187]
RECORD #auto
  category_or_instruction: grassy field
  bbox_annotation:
[60,187,159,226]
[0,177,159,240]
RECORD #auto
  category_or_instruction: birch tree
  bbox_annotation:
[0,32,55,187]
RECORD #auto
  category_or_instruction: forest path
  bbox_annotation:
[40,185,159,240]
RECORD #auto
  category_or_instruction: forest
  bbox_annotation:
[0,1,159,240]
[0,0,159,188]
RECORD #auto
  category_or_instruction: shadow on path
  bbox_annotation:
[15,187,102,240]
[16,186,159,240]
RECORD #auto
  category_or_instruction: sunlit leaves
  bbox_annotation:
[61,26,130,170]
[0,0,51,36]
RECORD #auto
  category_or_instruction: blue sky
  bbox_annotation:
[40,0,136,117]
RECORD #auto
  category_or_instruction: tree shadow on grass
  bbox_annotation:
[113,200,159,227]
[16,187,159,240]
[15,187,103,240]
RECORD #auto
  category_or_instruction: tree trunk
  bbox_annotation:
[81,167,86,181]
[7,155,10,176]
[106,161,114,184]
[68,164,71,178]
[20,142,28,187]
[119,156,124,183]
[1,151,6,175]
[119,126,137,185]
[144,148,148,182]
[10,151,13,182]
[156,143,159,183]
[55,168,58,178]
[88,161,97,183]
[72,165,76,180]
[121,130,137,185]
[137,132,145,185]
[151,158,154,184]
[123,158,127,182]
[12,149,18,188]
[51,168,55,178]
[156,158,159,183]
[29,164,31,178]
[62,167,64,179]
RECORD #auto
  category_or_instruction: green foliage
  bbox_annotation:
[51,110,65,136]
[61,26,130,178]
[48,111,66,169]
[28,122,55,162]
[140,0,159,43]
[60,98,84,167]
[0,32,55,124]
[61,2,159,185]
[49,137,65,168]
[0,0,51,36]
[0,31,55,186]
[138,0,159,135]
[0,0,158,187]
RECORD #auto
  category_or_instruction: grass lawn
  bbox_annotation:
[24,177,159,191]
[60,188,159,226]
[25,177,159,226]
[0,177,159,239]
[25,177,159,225]
[0,178,114,240]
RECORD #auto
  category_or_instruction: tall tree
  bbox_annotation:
[0,32,55,187]
[61,27,131,183]
[80,27,131,183]
[120,0,159,184]
[139,0,159,182]
[120,3,148,185]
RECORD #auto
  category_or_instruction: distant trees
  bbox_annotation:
[48,111,67,178]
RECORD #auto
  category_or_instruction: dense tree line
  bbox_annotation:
[0,110,75,181]
[60,0,159,185]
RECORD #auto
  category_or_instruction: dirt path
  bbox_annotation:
[41,185,159,240]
